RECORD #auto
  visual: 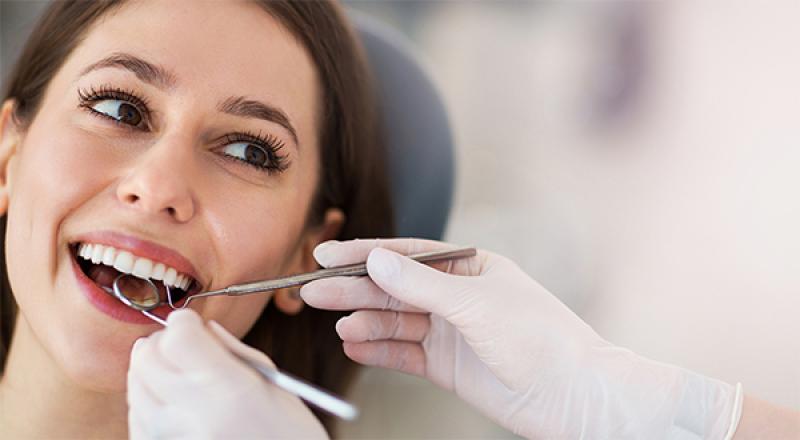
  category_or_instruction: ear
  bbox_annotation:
[274,208,345,315]
[0,100,21,216]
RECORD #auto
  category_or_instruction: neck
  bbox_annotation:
[0,316,128,439]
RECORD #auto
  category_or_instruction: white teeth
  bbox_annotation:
[113,251,134,274]
[102,247,116,265]
[176,275,190,290]
[151,263,166,281]
[91,245,105,263]
[76,242,195,290]
[163,267,177,286]
[131,257,153,280]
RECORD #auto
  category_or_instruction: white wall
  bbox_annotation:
[342,0,799,436]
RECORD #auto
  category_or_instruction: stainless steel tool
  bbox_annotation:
[167,246,477,309]
[109,246,477,421]
[110,274,359,420]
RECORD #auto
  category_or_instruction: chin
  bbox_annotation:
[28,303,143,393]
[8,250,154,393]
[54,334,135,393]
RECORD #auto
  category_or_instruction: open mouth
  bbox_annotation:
[70,242,201,308]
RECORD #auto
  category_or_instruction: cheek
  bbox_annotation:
[204,189,310,282]
[197,184,314,334]
[9,120,116,227]
[4,120,135,392]
[6,122,112,291]
[5,122,76,261]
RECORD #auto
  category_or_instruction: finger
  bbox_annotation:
[366,248,480,325]
[336,310,430,343]
[131,324,249,404]
[127,407,154,440]
[313,238,458,268]
[129,333,198,403]
[126,372,164,425]
[127,377,176,439]
[127,355,164,440]
[194,323,315,419]
[301,276,423,312]
[342,341,426,377]
[159,309,240,375]
[151,405,202,440]
[129,333,180,381]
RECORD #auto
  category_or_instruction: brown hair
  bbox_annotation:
[0,0,393,433]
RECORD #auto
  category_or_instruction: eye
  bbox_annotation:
[216,132,289,174]
[78,86,149,128]
[90,99,143,126]
[221,142,270,168]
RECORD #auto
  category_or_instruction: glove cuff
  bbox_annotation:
[668,368,740,440]
[723,383,744,440]
[585,347,741,439]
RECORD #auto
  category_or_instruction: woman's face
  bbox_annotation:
[0,0,337,391]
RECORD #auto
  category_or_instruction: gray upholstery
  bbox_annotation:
[351,12,455,240]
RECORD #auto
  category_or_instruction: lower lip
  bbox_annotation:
[71,251,175,325]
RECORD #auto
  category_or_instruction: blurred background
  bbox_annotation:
[3,1,798,438]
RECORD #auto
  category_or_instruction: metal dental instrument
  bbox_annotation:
[110,274,358,420]
[166,246,478,310]
[110,246,476,420]
[111,274,167,325]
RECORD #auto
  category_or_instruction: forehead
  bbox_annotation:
[62,0,319,143]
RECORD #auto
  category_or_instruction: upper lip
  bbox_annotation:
[70,230,205,289]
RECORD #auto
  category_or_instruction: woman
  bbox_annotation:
[0,0,392,438]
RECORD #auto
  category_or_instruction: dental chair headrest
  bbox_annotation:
[351,11,455,240]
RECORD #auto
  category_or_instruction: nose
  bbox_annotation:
[116,135,197,223]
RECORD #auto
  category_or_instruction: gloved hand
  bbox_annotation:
[127,309,328,439]
[301,238,742,439]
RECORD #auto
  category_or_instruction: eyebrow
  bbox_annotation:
[80,52,299,146]
[218,96,299,146]
[80,52,177,89]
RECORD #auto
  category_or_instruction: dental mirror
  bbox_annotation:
[109,273,359,420]
[112,274,160,311]
[108,247,476,421]
[111,274,168,325]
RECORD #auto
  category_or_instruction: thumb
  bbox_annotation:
[159,310,239,376]
[366,247,477,322]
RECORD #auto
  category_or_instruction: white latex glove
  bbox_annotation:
[300,238,742,440]
[127,309,328,440]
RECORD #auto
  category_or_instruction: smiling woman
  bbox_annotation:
[0,0,392,438]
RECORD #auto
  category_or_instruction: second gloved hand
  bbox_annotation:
[127,309,327,440]
[301,239,739,439]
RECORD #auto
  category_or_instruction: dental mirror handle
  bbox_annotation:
[192,246,477,301]
[247,360,358,420]
[112,277,357,419]
[141,311,357,420]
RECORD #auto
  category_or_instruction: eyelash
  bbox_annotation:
[78,85,151,128]
[220,131,289,173]
[76,85,289,174]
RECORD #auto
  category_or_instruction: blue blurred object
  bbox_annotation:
[350,11,455,240]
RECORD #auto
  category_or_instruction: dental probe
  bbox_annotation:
[168,246,478,309]
[109,275,359,421]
